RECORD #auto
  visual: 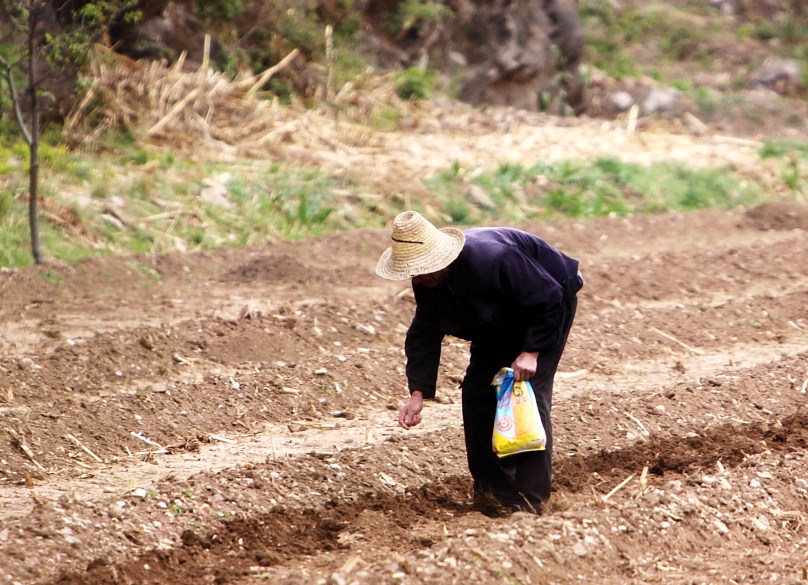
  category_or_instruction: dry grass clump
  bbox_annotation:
[64,46,414,161]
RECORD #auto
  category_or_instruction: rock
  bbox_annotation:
[0,406,32,418]
[572,540,588,557]
[108,502,126,518]
[199,174,234,209]
[752,515,770,531]
[607,91,634,112]
[752,58,802,95]
[466,184,496,210]
[641,88,679,114]
[700,475,717,486]
[130,488,149,498]
[356,324,376,336]
[18,357,36,370]
[667,480,683,492]
[455,0,584,114]
[101,213,126,230]
[709,0,735,15]
[65,535,82,547]
[328,572,347,585]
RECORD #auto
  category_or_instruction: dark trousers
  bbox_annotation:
[461,296,577,511]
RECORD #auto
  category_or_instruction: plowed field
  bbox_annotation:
[1,109,807,584]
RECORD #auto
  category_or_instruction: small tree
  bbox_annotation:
[0,0,140,264]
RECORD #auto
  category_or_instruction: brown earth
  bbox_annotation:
[1,104,808,585]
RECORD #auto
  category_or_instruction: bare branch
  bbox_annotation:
[0,55,33,145]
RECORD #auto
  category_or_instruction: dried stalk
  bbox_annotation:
[602,473,635,502]
[650,327,705,355]
[243,48,300,95]
[65,433,103,463]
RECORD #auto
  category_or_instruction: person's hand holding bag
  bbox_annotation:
[511,351,538,382]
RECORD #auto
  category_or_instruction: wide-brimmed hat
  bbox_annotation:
[376,211,465,281]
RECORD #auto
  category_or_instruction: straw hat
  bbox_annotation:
[376,211,466,281]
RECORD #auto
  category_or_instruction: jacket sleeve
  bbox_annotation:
[495,248,567,353]
[404,294,445,399]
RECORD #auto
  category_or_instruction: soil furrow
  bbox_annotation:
[2,208,807,585]
[38,384,807,585]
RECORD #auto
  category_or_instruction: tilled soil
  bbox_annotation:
[4,69,808,584]
[1,195,806,584]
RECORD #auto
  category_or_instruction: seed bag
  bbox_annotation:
[491,367,546,458]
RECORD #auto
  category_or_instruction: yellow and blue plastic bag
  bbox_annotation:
[492,367,546,458]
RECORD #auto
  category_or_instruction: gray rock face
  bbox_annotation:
[452,0,585,113]
[752,58,802,95]
[347,0,585,113]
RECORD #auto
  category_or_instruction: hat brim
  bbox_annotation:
[375,227,465,281]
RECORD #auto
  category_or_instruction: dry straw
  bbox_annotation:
[63,44,416,163]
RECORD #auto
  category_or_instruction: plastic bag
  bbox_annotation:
[491,367,546,458]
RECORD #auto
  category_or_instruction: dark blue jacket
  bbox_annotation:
[405,227,582,397]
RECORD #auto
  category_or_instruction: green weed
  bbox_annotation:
[394,67,436,101]
[122,148,152,166]
[0,213,37,267]
[39,267,65,284]
[760,139,808,159]
[387,0,453,35]
[445,197,473,224]
[424,157,765,221]
[0,189,12,220]
[760,139,808,191]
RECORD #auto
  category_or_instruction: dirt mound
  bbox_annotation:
[222,253,334,285]
[743,201,808,231]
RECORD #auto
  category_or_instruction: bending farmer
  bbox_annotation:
[376,210,583,514]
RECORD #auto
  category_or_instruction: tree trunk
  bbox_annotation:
[28,121,42,264]
[27,1,43,265]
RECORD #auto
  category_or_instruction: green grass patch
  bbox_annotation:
[0,129,367,266]
[0,119,790,269]
[0,211,37,267]
[423,157,766,224]
[759,139,808,191]
[579,0,806,87]
[760,139,808,160]
[579,1,720,77]
[394,67,437,101]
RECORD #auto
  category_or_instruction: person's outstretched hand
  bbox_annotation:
[512,351,539,382]
[399,391,424,429]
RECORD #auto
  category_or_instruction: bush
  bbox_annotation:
[395,67,434,101]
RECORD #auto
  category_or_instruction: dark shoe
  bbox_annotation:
[472,490,511,518]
